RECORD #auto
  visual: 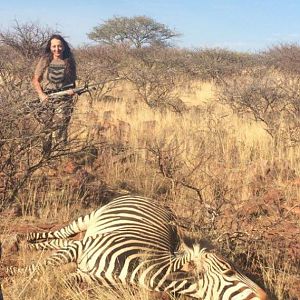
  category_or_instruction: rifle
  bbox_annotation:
[45,82,102,99]
[24,80,118,116]
[44,83,75,95]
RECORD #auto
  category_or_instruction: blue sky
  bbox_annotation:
[1,0,299,52]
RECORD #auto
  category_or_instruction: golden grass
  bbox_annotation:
[1,80,299,300]
[178,81,216,106]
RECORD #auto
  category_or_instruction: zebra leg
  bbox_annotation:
[17,212,93,242]
[27,239,78,251]
[5,240,82,277]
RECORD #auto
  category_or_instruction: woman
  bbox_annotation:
[32,34,77,153]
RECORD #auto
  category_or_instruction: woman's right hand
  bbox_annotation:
[39,92,49,103]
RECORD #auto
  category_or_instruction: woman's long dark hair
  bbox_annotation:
[42,34,77,83]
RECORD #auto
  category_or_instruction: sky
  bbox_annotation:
[1,0,300,53]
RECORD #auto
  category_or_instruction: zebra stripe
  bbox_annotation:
[6,195,269,299]
[24,195,177,245]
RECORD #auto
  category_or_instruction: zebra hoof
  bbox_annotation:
[0,234,20,257]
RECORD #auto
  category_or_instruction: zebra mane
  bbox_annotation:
[180,233,213,252]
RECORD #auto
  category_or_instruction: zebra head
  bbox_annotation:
[182,243,269,300]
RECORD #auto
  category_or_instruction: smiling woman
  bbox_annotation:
[32,34,77,102]
[31,34,77,154]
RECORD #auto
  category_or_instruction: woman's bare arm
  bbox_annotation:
[32,74,48,102]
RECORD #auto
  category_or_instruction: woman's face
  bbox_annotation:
[50,38,65,59]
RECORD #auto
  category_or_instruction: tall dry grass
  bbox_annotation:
[1,80,299,300]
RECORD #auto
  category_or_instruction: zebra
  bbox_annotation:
[1,195,269,299]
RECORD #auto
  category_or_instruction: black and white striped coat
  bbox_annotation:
[4,195,269,300]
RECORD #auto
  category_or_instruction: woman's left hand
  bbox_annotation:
[67,89,75,96]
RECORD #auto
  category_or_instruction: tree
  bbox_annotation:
[87,16,180,48]
[120,47,187,112]
[264,43,300,75]
[0,20,57,59]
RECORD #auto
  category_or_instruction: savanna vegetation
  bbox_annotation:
[0,18,299,300]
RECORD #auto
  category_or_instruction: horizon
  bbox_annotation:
[1,0,300,53]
